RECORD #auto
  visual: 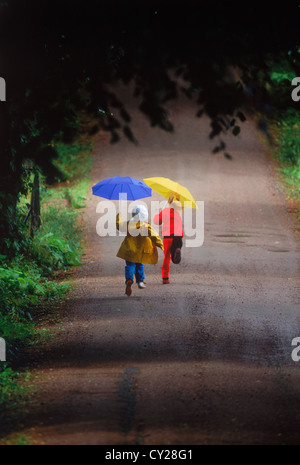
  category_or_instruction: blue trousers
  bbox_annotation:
[125,261,145,283]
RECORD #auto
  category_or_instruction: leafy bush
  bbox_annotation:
[267,110,300,201]
[38,233,81,267]
[0,266,42,308]
[0,313,35,360]
[52,141,93,182]
[0,138,92,413]
[39,205,81,244]
[274,112,300,166]
[0,365,30,406]
[31,205,82,272]
[0,262,69,311]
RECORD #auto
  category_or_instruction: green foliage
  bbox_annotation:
[270,70,295,84]
[273,112,300,166]
[269,59,295,84]
[0,262,70,312]
[0,265,42,309]
[0,138,92,413]
[0,258,70,363]
[52,142,93,182]
[0,433,34,446]
[29,140,91,272]
[266,110,300,208]
[0,365,30,406]
[39,140,92,212]
[30,202,83,272]
[40,202,81,240]
[0,313,35,360]
[35,232,81,268]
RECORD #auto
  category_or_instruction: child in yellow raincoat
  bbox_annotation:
[116,205,164,296]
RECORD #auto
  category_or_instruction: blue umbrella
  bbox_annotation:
[92,176,152,200]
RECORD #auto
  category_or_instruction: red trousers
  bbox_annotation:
[161,238,173,278]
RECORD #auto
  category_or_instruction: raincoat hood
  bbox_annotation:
[130,204,149,223]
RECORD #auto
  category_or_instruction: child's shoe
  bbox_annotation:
[172,248,181,264]
[125,279,133,296]
[138,281,146,289]
[162,277,170,284]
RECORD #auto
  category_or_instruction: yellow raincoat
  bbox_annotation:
[116,213,164,264]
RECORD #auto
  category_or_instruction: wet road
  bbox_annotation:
[10,85,300,445]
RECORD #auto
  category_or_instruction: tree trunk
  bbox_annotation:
[30,171,41,237]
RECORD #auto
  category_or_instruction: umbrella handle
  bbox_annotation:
[158,200,168,213]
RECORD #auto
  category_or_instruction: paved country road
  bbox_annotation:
[6,86,300,445]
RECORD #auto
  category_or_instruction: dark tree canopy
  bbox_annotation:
[1,0,300,251]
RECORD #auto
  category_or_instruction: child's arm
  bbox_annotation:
[152,210,163,225]
[116,213,128,233]
[148,224,164,251]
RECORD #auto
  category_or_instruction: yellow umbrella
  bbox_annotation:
[143,176,198,209]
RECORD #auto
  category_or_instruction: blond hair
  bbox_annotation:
[168,193,180,204]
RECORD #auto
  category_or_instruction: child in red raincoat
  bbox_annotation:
[153,194,184,284]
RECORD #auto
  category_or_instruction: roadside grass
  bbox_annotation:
[261,109,300,227]
[0,433,34,446]
[0,134,93,438]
